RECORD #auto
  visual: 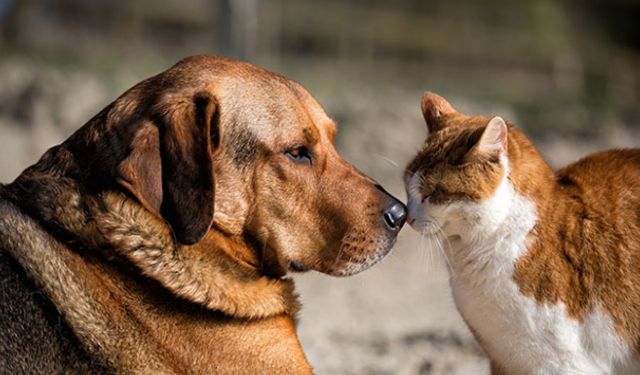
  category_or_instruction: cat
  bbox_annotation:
[404,92,640,374]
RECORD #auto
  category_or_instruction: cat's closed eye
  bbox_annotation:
[422,186,446,203]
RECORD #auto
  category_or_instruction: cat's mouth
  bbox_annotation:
[408,217,442,236]
[407,196,448,235]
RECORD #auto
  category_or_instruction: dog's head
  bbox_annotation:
[68,56,406,277]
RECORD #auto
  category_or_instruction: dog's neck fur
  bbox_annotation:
[0,198,171,373]
[0,158,307,372]
[0,198,310,373]
[3,158,299,318]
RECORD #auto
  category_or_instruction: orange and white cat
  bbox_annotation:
[405,92,640,374]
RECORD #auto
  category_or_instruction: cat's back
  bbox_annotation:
[559,148,640,184]
[555,148,640,215]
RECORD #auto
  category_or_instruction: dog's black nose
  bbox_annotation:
[374,184,407,232]
[382,202,407,232]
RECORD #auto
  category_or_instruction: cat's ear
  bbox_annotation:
[421,92,456,133]
[475,116,508,156]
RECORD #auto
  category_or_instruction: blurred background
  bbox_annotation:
[0,1,639,373]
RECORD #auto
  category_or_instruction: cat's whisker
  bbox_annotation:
[420,233,432,271]
[429,217,454,274]
[434,232,454,275]
[426,235,438,273]
[421,232,437,275]
[429,235,440,274]
[424,235,437,275]
[426,236,436,274]
[421,229,441,271]
[417,232,426,267]
[439,228,455,257]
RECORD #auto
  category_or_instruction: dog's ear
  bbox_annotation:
[117,91,217,245]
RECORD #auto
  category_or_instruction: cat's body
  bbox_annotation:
[405,92,640,374]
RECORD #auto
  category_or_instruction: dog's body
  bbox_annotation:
[0,231,108,373]
[0,56,405,373]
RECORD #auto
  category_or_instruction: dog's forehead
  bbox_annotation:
[215,75,334,145]
[157,56,336,145]
[286,80,337,141]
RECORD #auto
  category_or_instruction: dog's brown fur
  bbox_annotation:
[0,56,404,373]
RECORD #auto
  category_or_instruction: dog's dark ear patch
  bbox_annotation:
[116,91,217,245]
[159,92,217,245]
[117,123,163,214]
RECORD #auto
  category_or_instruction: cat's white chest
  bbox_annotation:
[451,265,630,374]
[446,195,633,374]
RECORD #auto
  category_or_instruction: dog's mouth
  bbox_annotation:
[279,216,403,276]
[285,234,397,277]
[330,237,397,277]
[318,228,398,277]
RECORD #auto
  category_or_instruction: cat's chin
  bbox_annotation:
[410,222,463,245]
[447,234,461,242]
[409,222,441,236]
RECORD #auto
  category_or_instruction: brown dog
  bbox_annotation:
[0,56,406,373]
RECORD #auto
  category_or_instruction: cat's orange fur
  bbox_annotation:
[405,92,640,374]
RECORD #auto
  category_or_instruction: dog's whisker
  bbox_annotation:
[347,255,354,268]
[333,228,355,266]
[333,243,345,266]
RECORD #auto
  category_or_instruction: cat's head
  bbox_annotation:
[404,92,512,238]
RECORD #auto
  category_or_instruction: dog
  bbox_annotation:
[0,55,406,374]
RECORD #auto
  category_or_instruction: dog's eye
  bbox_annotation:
[285,146,312,165]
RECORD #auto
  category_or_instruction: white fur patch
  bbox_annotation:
[408,160,634,373]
